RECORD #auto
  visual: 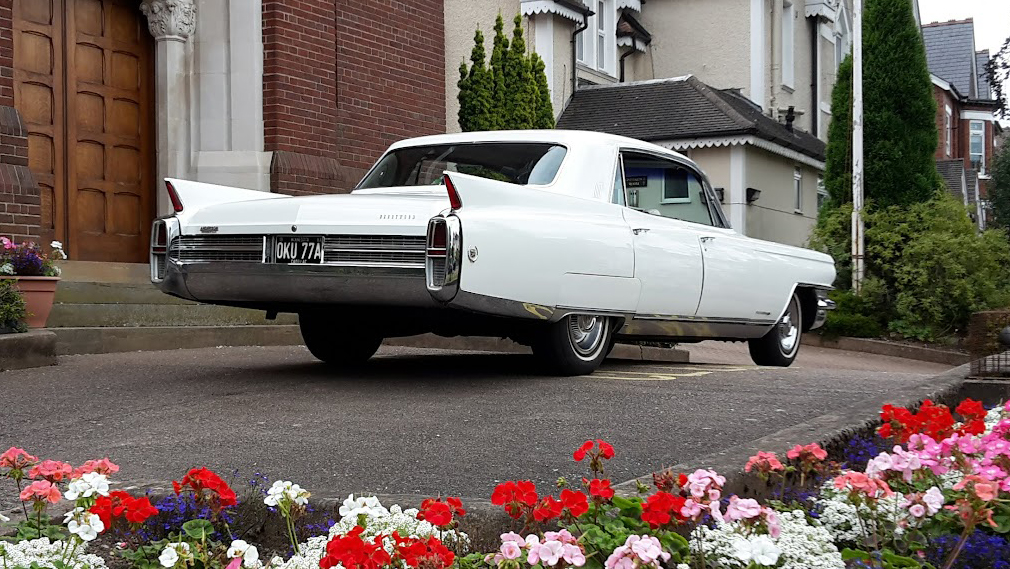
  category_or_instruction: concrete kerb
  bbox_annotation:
[803,333,971,366]
[612,362,971,499]
[0,330,57,371]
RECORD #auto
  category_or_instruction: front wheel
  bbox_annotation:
[532,315,613,376]
[299,313,383,366]
[748,293,802,367]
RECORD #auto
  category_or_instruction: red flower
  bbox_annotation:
[321,527,391,569]
[172,467,237,511]
[90,491,159,531]
[587,478,615,500]
[560,489,589,517]
[641,491,686,529]
[597,440,615,459]
[394,534,455,569]
[533,496,564,522]
[417,499,453,527]
[573,441,594,462]
[491,481,538,519]
[956,399,986,421]
[446,497,466,516]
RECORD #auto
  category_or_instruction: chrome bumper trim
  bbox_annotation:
[811,292,836,330]
[157,261,433,307]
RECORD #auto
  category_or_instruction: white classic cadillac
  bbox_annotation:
[151,130,836,375]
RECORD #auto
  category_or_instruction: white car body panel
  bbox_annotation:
[152,130,836,345]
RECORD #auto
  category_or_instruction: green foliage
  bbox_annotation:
[0,279,27,333]
[1,515,67,542]
[117,541,169,569]
[811,192,1010,341]
[458,13,554,131]
[841,548,936,568]
[823,0,941,209]
[991,140,1010,234]
[182,519,216,540]
[565,499,689,569]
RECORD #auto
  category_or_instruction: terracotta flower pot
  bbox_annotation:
[0,276,60,328]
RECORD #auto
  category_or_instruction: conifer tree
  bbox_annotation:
[531,53,555,129]
[457,28,494,132]
[489,14,509,130]
[823,54,853,207]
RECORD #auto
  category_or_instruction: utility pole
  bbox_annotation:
[851,0,865,293]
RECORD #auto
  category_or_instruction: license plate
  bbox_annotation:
[272,236,323,264]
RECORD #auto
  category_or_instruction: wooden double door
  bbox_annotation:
[15,0,155,262]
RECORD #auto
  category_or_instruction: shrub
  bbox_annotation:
[811,192,1010,341]
[0,279,27,333]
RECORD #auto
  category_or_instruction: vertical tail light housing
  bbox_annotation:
[166,180,184,213]
[426,215,462,302]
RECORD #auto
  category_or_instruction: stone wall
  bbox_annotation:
[263,0,446,196]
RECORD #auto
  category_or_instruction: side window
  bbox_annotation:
[612,155,626,206]
[619,152,714,227]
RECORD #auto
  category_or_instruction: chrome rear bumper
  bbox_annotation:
[158,261,433,307]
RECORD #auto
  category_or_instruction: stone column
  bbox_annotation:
[140,0,196,215]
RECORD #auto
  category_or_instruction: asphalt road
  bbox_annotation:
[0,343,950,512]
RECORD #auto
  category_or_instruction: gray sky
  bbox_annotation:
[919,0,1008,55]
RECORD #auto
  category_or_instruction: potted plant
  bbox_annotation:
[0,278,27,333]
[0,238,66,328]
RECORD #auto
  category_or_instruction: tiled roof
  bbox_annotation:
[923,20,978,97]
[937,158,966,203]
[977,50,992,100]
[556,76,826,160]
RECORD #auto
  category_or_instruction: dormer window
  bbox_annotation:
[576,0,616,76]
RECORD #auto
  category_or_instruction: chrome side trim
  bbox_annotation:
[618,316,775,340]
[451,290,556,320]
[150,216,181,283]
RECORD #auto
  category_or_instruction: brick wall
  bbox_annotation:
[263,0,446,195]
[0,0,39,244]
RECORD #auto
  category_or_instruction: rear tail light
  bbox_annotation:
[427,218,447,257]
[166,181,184,213]
[443,174,462,210]
[152,222,167,253]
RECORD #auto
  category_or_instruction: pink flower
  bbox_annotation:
[686,469,725,499]
[528,541,564,566]
[725,496,762,521]
[787,443,827,461]
[19,480,61,503]
[833,471,894,498]
[0,447,39,470]
[73,458,119,478]
[764,508,781,539]
[680,499,703,519]
[562,544,585,566]
[605,536,669,569]
[745,451,784,473]
[909,504,926,518]
[923,487,945,515]
[28,460,73,483]
[500,541,522,560]
[954,475,999,502]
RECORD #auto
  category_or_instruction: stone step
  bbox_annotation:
[55,281,193,305]
[60,261,149,284]
[53,325,303,355]
[47,303,298,328]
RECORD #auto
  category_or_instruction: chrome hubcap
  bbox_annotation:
[778,297,800,355]
[568,315,606,359]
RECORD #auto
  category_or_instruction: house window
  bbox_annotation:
[970,120,985,172]
[619,152,715,227]
[782,1,795,89]
[817,175,827,211]
[945,106,952,157]
[793,167,803,212]
[576,0,614,75]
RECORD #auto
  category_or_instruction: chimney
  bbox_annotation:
[785,106,795,132]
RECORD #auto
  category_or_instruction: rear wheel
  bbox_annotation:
[748,293,802,367]
[532,315,613,376]
[299,313,383,366]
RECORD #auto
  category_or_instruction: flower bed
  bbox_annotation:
[3,397,1010,569]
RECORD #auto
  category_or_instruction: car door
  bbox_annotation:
[616,151,706,319]
[691,226,784,322]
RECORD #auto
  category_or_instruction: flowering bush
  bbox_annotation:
[4,400,1010,569]
[0,238,66,277]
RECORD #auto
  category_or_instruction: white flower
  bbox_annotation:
[63,508,104,542]
[159,543,190,568]
[51,241,62,250]
[65,473,110,501]
[923,486,944,515]
[264,481,310,508]
[697,510,843,569]
[338,494,386,519]
[227,540,260,568]
[0,263,12,275]
[733,535,781,566]
[0,537,107,569]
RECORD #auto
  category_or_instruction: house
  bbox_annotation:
[922,18,1002,227]
[557,76,826,247]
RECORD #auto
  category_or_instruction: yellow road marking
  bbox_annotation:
[586,365,753,381]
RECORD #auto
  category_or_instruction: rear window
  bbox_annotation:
[357,143,568,189]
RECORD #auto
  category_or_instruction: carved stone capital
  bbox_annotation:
[140,0,196,41]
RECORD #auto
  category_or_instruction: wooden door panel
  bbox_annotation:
[65,0,154,262]
[14,0,65,251]
[15,0,153,262]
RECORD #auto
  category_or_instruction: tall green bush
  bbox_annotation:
[822,0,941,209]
[991,141,1010,234]
[458,13,554,131]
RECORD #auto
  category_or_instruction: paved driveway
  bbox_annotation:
[0,343,949,512]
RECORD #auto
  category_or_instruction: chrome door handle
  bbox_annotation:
[632,228,650,235]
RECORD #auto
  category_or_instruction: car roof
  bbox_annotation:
[387,129,689,159]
